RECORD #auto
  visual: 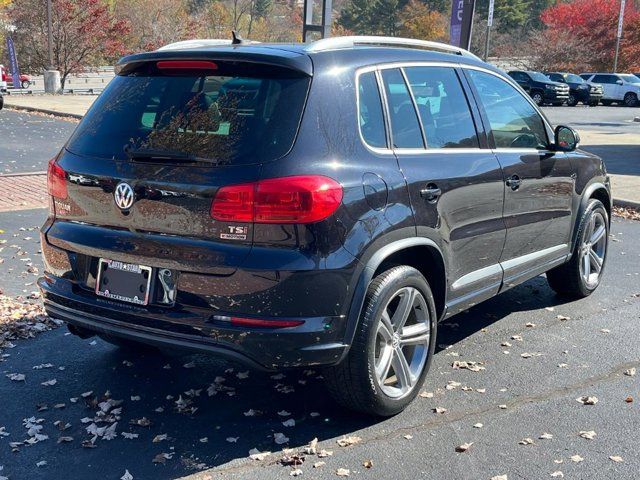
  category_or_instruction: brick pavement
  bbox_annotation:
[0,173,48,212]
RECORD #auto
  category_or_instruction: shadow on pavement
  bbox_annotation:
[0,273,575,479]
[581,144,640,176]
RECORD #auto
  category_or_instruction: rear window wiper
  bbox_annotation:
[124,147,221,165]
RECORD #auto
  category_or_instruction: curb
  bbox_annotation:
[5,105,83,120]
[613,197,640,210]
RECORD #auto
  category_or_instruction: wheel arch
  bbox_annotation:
[572,182,611,250]
[339,238,447,363]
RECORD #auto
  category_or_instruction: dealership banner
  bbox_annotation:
[450,0,476,49]
[6,36,21,89]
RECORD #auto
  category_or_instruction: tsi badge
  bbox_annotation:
[114,182,134,211]
[221,225,248,240]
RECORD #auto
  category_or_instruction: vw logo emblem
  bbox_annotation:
[114,182,134,210]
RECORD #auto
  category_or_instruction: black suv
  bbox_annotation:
[508,70,570,106]
[545,72,603,106]
[39,37,611,416]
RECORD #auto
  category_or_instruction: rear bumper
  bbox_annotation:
[39,275,349,370]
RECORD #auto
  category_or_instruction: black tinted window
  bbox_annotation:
[358,72,387,148]
[404,67,478,149]
[381,69,424,149]
[67,66,310,165]
[592,74,615,84]
[468,70,548,149]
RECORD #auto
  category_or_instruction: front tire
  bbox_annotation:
[546,199,608,298]
[324,266,437,416]
[567,94,578,106]
[21,80,30,89]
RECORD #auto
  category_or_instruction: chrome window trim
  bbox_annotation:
[355,61,554,154]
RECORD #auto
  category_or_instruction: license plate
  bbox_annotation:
[95,259,152,305]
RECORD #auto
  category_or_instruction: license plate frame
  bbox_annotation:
[95,259,153,306]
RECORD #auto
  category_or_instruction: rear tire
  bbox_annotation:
[546,199,608,298]
[567,94,578,106]
[531,91,544,106]
[324,266,437,416]
[623,92,638,107]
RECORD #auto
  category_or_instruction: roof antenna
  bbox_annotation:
[231,30,245,45]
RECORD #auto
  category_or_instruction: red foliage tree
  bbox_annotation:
[535,0,639,72]
[9,0,130,88]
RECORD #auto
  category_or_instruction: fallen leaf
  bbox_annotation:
[183,362,195,369]
[278,410,291,416]
[556,315,570,321]
[121,470,133,480]
[336,468,350,476]
[36,460,47,467]
[289,469,303,477]
[419,391,434,398]
[249,448,271,461]
[152,434,168,443]
[525,322,536,328]
[576,396,598,405]
[518,438,535,445]
[452,360,485,372]
[498,405,507,410]
[226,437,239,443]
[337,436,361,447]
[625,396,633,403]
[274,432,290,445]
[403,434,413,440]
[624,368,636,377]
[152,452,173,464]
[491,476,508,480]
[318,449,333,458]
[578,430,597,440]
[57,436,73,443]
[434,407,447,414]
[363,459,373,468]
[313,461,326,468]
[539,433,553,440]
[550,472,564,478]
[6,373,25,382]
[304,438,318,455]
[473,423,483,429]
[455,442,473,452]
[609,455,623,462]
[282,419,296,427]
[570,455,583,463]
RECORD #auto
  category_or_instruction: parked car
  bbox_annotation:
[7,72,32,89]
[39,36,611,416]
[545,72,603,106]
[580,73,640,106]
[0,65,7,92]
[507,70,570,105]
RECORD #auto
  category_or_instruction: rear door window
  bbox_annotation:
[404,66,479,149]
[66,63,311,165]
[380,69,424,149]
[358,72,387,148]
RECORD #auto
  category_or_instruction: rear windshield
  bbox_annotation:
[66,64,310,165]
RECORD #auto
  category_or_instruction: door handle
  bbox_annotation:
[420,184,442,202]
[506,175,521,190]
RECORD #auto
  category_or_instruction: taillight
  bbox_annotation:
[211,175,343,224]
[47,157,67,199]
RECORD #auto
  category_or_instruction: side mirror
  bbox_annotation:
[616,80,623,85]
[554,125,580,152]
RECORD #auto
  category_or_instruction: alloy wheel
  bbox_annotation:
[624,93,637,107]
[374,287,431,399]
[579,211,607,288]
[532,93,543,105]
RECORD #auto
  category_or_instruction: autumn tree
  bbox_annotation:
[8,0,129,87]
[533,0,640,72]
[400,0,447,41]
[112,0,198,52]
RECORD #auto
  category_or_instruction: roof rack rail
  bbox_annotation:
[157,38,260,51]
[305,36,481,60]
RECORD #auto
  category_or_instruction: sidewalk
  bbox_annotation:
[3,93,95,118]
[3,95,640,207]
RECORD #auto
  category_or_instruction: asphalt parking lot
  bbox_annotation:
[0,106,638,480]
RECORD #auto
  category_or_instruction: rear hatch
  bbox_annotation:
[46,53,311,273]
